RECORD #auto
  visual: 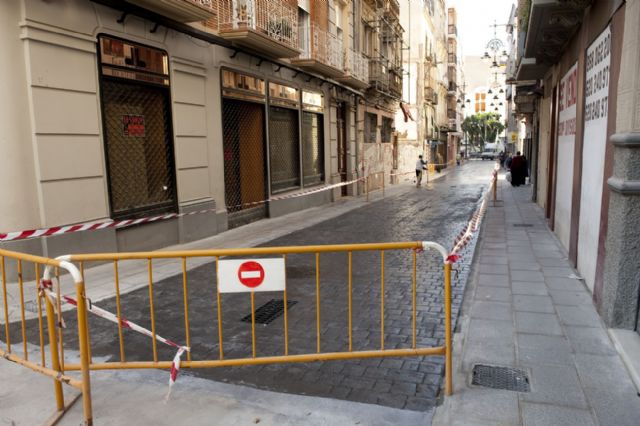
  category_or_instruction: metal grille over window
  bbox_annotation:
[365,112,377,143]
[269,106,301,193]
[222,98,268,226]
[301,112,324,186]
[381,117,393,143]
[101,80,176,219]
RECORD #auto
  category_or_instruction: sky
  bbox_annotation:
[447,0,516,56]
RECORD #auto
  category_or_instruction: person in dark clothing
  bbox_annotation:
[505,153,513,170]
[499,151,506,168]
[510,151,528,186]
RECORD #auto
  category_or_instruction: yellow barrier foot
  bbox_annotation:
[45,391,82,426]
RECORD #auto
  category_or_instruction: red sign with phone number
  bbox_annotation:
[123,114,145,137]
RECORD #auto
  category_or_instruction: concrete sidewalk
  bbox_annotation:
[433,177,640,426]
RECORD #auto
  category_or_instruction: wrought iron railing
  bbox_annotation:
[217,0,298,51]
[298,24,343,71]
[344,48,369,83]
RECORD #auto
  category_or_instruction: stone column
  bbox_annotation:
[600,133,640,329]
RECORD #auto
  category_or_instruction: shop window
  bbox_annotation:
[302,112,324,186]
[269,106,301,193]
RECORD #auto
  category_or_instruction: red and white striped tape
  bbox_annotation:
[446,168,498,263]
[39,278,189,395]
[0,176,366,243]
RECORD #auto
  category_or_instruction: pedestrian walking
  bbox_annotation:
[415,155,427,187]
[505,153,513,170]
[509,151,528,187]
[499,151,506,168]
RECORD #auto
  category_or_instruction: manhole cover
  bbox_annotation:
[471,364,530,392]
[513,223,533,227]
[241,299,297,325]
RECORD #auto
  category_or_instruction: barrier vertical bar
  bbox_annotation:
[283,255,289,356]
[365,176,369,202]
[79,262,92,365]
[44,285,64,411]
[17,260,28,360]
[35,263,46,366]
[250,292,256,358]
[382,171,386,197]
[412,249,417,349]
[492,170,497,203]
[348,251,353,352]
[147,259,158,363]
[316,252,321,354]
[444,262,453,396]
[215,256,224,360]
[181,257,192,362]
[2,256,11,352]
[54,268,65,371]
[75,279,93,425]
[113,261,126,362]
[380,250,385,350]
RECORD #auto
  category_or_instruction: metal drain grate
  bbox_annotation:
[513,223,534,227]
[471,365,530,392]
[241,299,297,325]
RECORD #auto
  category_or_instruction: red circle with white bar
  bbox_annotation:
[237,261,265,288]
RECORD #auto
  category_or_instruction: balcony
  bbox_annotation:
[447,82,457,95]
[216,0,300,58]
[424,86,435,103]
[291,25,344,78]
[448,53,457,65]
[448,24,457,37]
[127,0,216,22]
[383,0,401,19]
[368,58,402,99]
[336,49,369,90]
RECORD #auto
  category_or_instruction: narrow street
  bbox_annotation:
[13,161,495,412]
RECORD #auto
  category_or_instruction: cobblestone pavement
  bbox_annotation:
[12,161,495,412]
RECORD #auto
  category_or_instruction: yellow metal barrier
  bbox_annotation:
[0,248,90,425]
[2,241,454,424]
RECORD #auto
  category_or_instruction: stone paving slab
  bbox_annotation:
[433,177,640,426]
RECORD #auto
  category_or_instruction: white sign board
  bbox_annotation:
[218,258,286,293]
[554,62,578,250]
[578,25,611,292]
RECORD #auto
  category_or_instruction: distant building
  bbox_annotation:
[396,0,458,169]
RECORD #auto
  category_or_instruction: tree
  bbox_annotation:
[462,112,506,151]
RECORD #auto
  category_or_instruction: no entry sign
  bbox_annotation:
[218,258,286,293]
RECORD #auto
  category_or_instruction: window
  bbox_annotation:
[381,117,393,143]
[475,92,486,113]
[365,112,377,143]
[269,106,300,192]
[302,112,324,186]
[298,8,310,56]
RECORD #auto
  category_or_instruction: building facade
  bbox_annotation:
[0,0,404,259]
[513,0,640,367]
[395,0,452,169]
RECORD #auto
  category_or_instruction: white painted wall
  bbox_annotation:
[577,26,611,292]
[554,63,578,250]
